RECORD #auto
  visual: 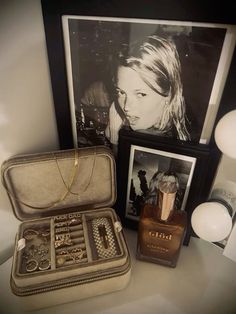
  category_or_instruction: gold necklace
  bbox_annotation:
[2,149,96,209]
[54,148,96,198]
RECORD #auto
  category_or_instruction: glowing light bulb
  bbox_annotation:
[191,202,232,242]
[215,110,236,159]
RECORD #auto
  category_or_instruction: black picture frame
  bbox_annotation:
[41,0,236,150]
[61,16,233,148]
[116,128,215,245]
[41,1,236,246]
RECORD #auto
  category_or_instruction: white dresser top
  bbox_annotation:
[1,228,236,314]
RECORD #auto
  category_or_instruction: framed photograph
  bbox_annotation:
[41,0,236,150]
[116,129,213,244]
[126,145,196,220]
[62,16,235,148]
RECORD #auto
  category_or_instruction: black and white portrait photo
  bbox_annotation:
[126,145,196,221]
[62,16,235,148]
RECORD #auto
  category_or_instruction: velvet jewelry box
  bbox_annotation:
[1,146,131,311]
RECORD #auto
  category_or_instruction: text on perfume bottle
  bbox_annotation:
[148,231,172,240]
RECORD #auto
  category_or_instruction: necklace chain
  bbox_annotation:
[3,149,96,210]
[54,148,96,197]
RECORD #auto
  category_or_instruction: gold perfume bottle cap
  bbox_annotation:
[158,173,178,221]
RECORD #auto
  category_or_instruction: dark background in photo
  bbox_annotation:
[68,18,226,143]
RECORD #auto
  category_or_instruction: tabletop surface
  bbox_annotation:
[1,228,236,314]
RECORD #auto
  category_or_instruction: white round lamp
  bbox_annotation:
[191,110,236,243]
[191,201,232,242]
[215,110,236,159]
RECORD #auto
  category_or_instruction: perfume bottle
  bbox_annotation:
[137,172,187,267]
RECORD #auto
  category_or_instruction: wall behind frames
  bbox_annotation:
[0,0,235,264]
[0,0,59,264]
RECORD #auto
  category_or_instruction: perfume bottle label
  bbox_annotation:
[148,230,172,241]
[137,204,187,267]
[146,243,169,253]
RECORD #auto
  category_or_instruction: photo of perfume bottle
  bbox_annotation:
[137,171,187,267]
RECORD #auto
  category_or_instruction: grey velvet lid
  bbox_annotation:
[1,146,116,221]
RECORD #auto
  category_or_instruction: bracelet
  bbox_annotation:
[92,217,117,259]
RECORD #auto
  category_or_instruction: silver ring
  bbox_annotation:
[41,229,50,238]
[23,229,39,241]
[38,258,51,271]
[26,259,38,272]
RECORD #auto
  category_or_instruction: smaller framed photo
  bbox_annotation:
[116,129,213,245]
[126,144,196,219]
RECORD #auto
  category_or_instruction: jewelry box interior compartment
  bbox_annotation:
[12,208,128,290]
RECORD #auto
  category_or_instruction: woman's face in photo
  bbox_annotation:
[115,66,167,130]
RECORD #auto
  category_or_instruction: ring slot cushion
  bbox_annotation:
[1,146,131,310]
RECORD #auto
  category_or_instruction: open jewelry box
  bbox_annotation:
[1,146,131,310]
